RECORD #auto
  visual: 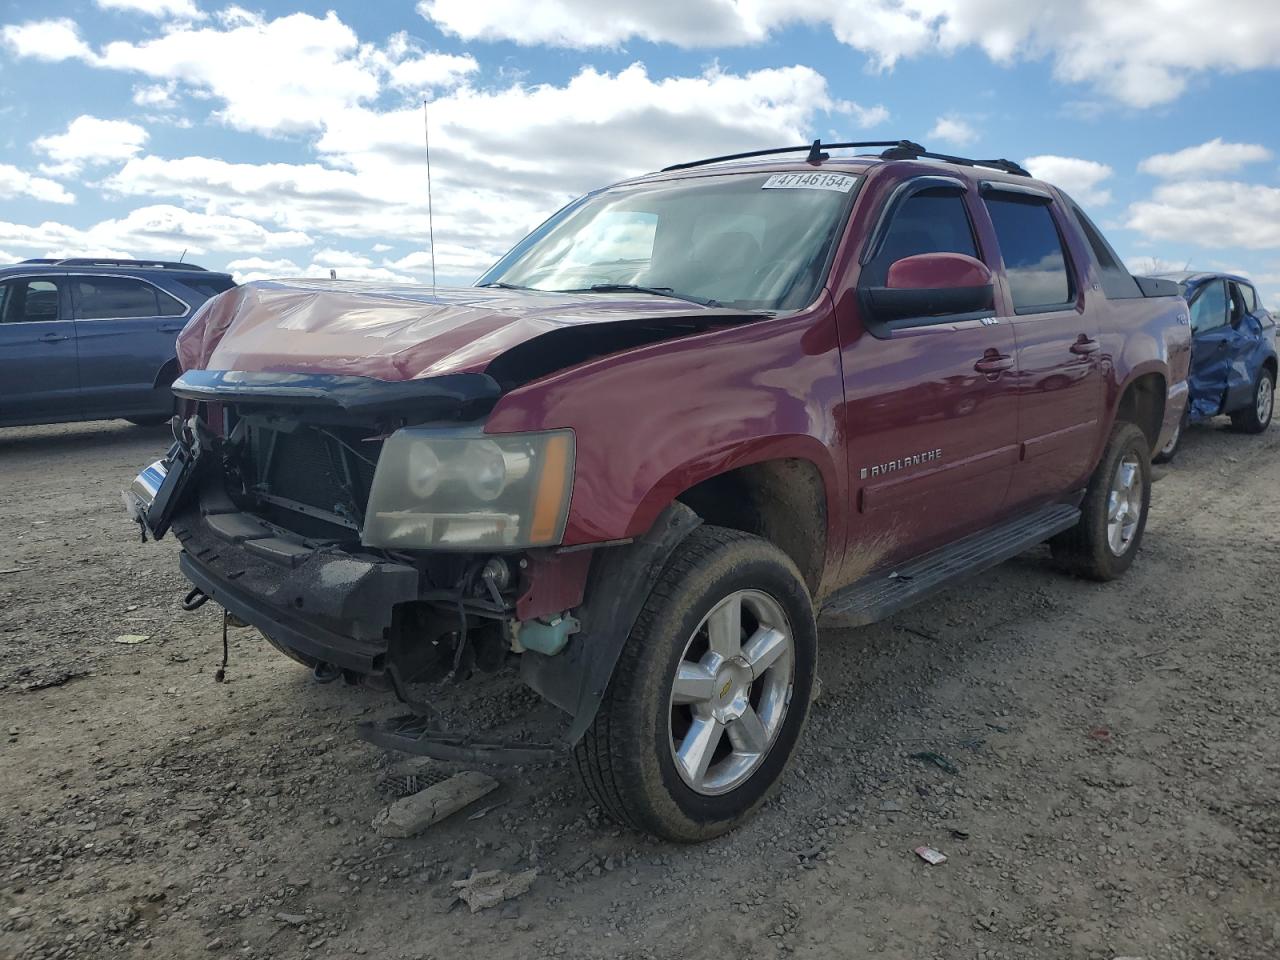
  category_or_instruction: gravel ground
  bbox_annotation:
[1,416,1277,960]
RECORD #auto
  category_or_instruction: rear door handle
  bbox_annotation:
[974,352,1014,374]
[1070,336,1100,355]
[157,323,186,333]
[39,333,70,343]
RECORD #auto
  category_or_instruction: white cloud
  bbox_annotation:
[0,164,76,204]
[224,255,415,284]
[0,17,93,61]
[1023,155,1113,206]
[312,248,373,268]
[1127,181,1280,250]
[132,82,178,108]
[385,46,479,92]
[0,205,309,260]
[419,0,1280,107]
[0,249,19,265]
[928,116,977,146]
[33,115,150,177]
[104,60,851,282]
[1138,138,1273,179]
[95,0,205,19]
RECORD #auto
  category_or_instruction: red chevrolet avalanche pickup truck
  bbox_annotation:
[128,140,1190,841]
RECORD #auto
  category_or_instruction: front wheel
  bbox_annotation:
[1230,368,1274,434]
[573,526,816,842]
[1050,422,1152,581]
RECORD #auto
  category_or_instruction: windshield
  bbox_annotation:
[479,171,862,310]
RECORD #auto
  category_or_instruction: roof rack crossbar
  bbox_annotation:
[661,140,924,173]
[51,257,208,271]
[879,144,1030,177]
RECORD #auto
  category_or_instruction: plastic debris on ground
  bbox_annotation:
[1089,726,1113,743]
[909,751,960,775]
[452,868,538,913]
[914,846,948,865]
[112,634,151,644]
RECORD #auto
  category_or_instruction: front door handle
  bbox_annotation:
[974,352,1014,374]
[1070,336,1100,355]
[39,332,70,343]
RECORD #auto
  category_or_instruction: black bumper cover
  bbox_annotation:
[174,512,419,674]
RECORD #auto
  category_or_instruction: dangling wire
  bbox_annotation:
[422,99,438,297]
[215,607,229,683]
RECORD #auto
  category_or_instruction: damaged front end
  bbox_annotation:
[125,368,631,764]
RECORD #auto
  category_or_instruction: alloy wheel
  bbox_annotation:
[668,590,794,796]
[1106,454,1143,556]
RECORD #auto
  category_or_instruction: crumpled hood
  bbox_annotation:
[177,279,761,383]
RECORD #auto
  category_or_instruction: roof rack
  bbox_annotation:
[661,140,924,172]
[878,142,1030,177]
[50,257,209,271]
[661,138,1031,177]
[18,258,60,265]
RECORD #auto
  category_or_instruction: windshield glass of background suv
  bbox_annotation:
[481,172,861,310]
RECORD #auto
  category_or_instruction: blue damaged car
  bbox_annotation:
[0,258,235,428]
[1147,271,1276,462]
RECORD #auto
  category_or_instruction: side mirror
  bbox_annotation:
[864,252,995,324]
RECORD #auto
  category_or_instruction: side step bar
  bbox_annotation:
[819,502,1081,628]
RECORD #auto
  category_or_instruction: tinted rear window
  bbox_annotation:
[183,277,236,299]
[984,195,1074,311]
[75,276,185,319]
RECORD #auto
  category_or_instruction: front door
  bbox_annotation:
[70,274,189,418]
[981,190,1104,505]
[0,275,80,426]
[1224,280,1264,412]
[838,180,1020,579]
[1186,278,1232,419]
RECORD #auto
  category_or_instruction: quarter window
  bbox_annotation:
[984,195,1074,311]
[74,276,186,319]
[0,279,61,323]
[863,188,979,287]
[1069,203,1141,299]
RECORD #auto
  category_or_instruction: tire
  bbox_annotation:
[573,526,816,842]
[1050,422,1152,581]
[1152,408,1187,464]
[1229,367,1274,434]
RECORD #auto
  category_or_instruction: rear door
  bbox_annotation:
[982,187,1103,506]
[1186,278,1232,418]
[0,274,80,425]
[70,274,190,418]
[839,177,1020,571]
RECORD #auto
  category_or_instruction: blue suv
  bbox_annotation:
[0,258,235,428]
[1148,271,1276,462]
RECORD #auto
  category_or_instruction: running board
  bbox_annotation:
[819,503,1081,628]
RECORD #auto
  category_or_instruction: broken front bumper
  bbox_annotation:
[172,509,419,674]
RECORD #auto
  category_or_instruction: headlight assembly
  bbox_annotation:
[361,427,574,550]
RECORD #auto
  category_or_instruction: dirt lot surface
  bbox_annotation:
[2,417,1277,960]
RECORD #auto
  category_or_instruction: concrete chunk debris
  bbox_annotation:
[372,770,499,838]
[452,868,537,913]
[915,845,947,865]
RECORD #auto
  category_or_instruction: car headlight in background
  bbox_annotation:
[362,427,574,550]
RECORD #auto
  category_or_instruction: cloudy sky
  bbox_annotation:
[1,1,1279,302]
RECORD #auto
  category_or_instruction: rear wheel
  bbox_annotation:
[1050,422,1151,581]
[573,526,816,842]
[1230,368,1274,434]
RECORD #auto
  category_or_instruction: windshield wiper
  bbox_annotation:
[477,281,534,290]
[568,284,720,307]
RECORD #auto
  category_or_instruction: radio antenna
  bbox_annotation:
[422,99,437,296]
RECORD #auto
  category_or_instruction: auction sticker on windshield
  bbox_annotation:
[762,172,858,192]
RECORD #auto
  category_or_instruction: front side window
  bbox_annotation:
[985,195,1074,311]
[1188,279,1227,333]
[75,276,185,319]
[0,279,61,323]
[862,188,979,286]
[480,171,862,311]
